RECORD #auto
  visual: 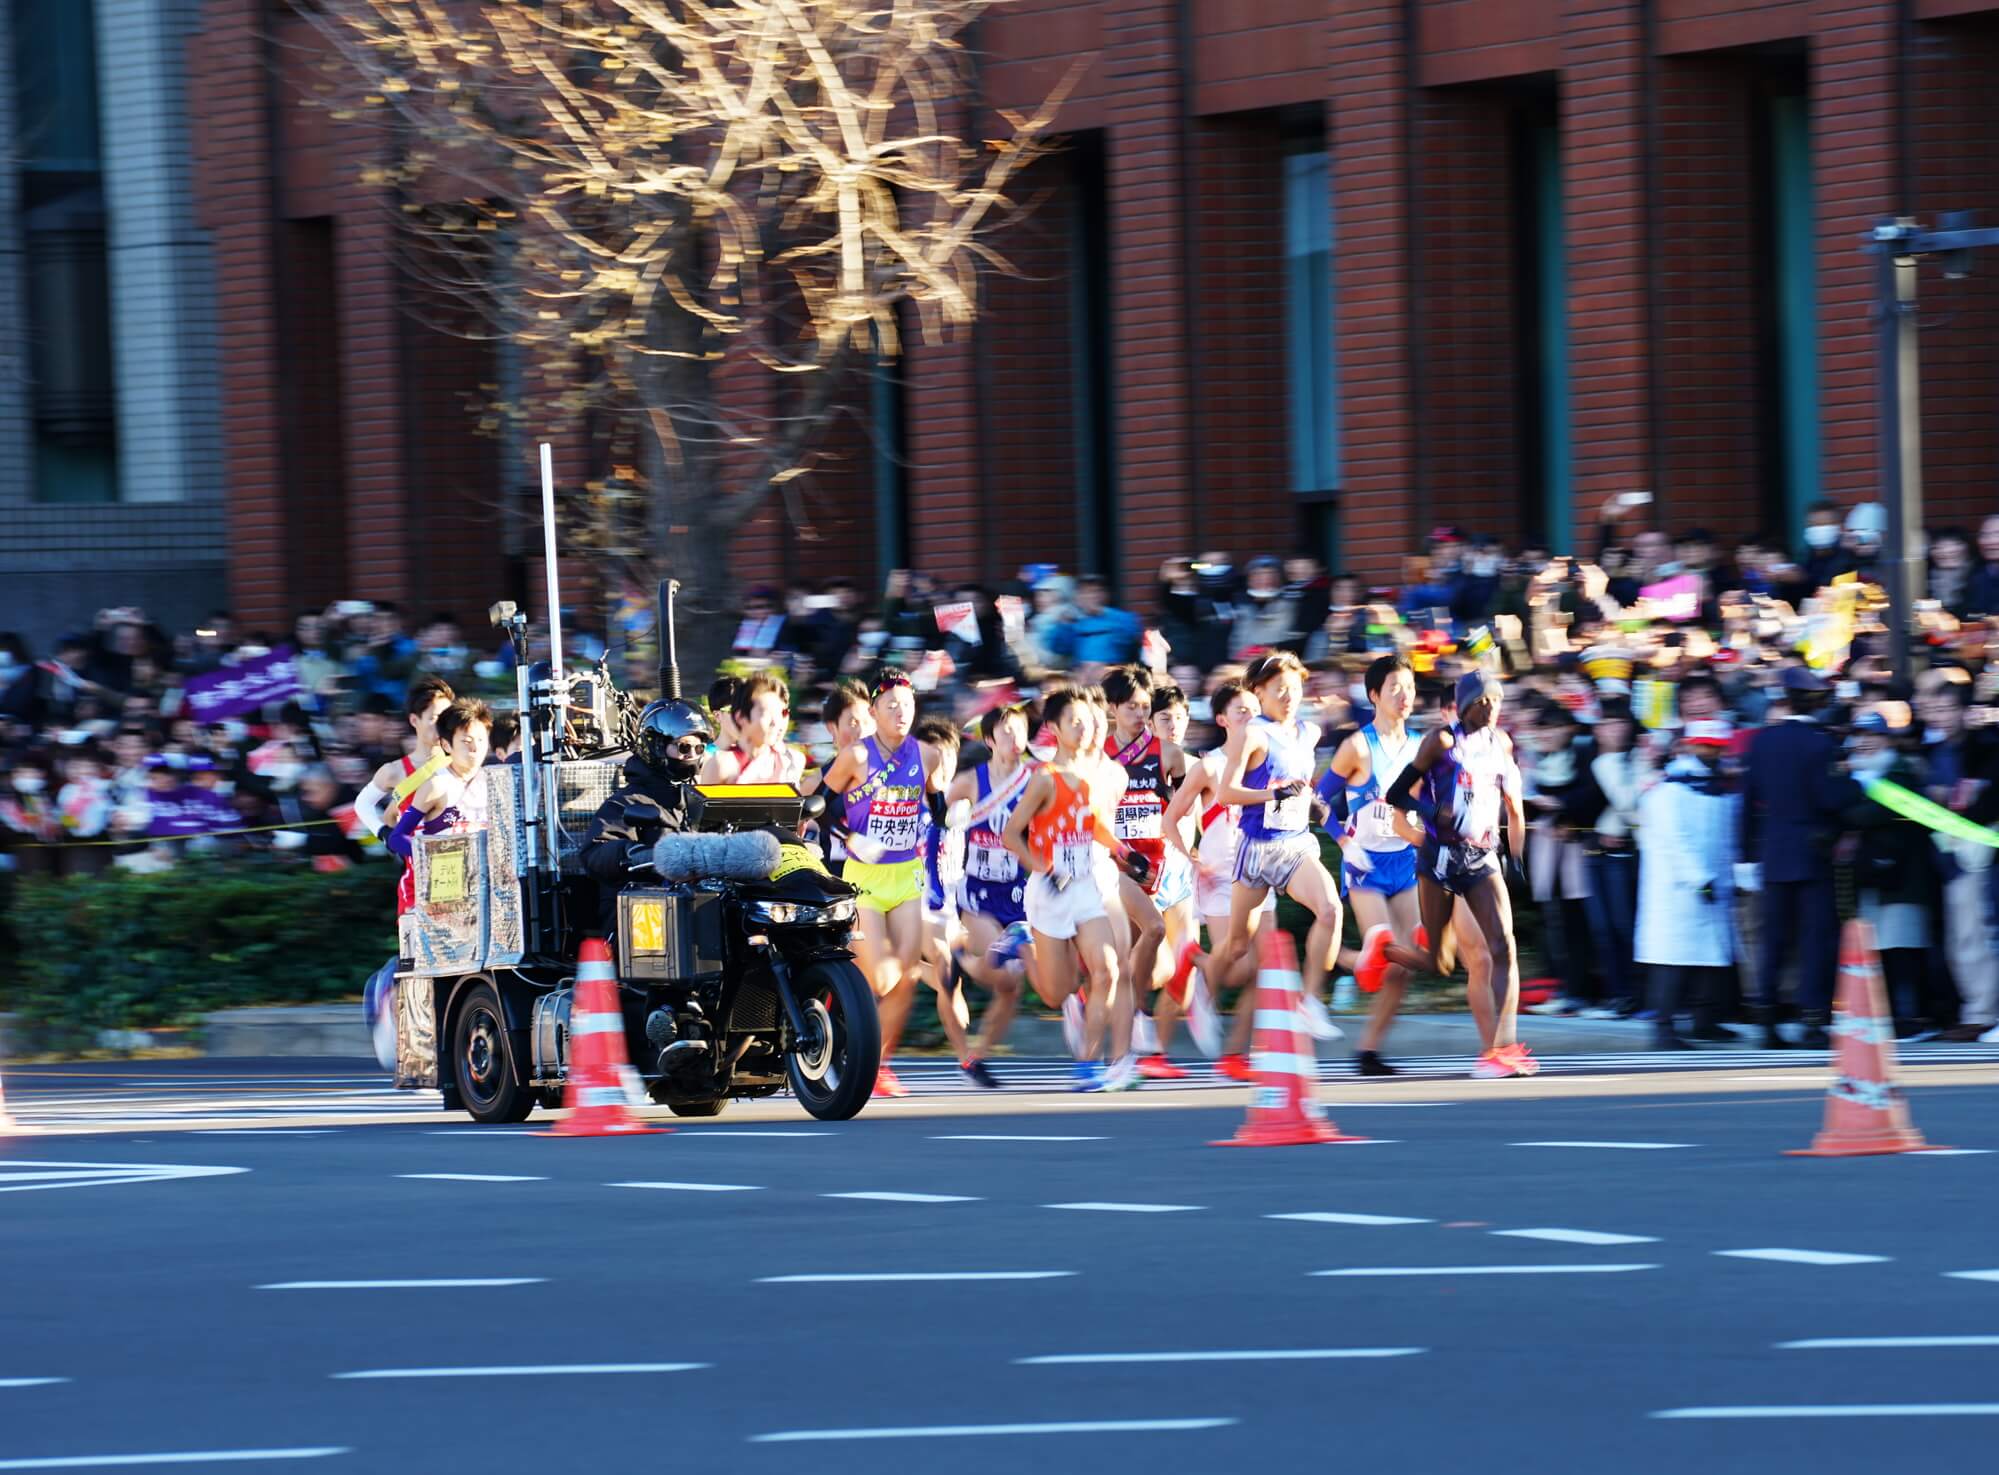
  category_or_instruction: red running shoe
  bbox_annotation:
[1499,1042,1540,1077]
[1216,1052,1255,1083]
[873,1066,910,1098]
[1355,924,1395,993]
[1164,937,1200,1006]
[1136,1054,1189,1081]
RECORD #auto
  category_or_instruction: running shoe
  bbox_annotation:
[1165,937,1200,1005]
[1185,969,1223,1058]
[1099,1054,1142,1092]
[1577,1005,1623,1020]
[1354,924,1394,993]
[873,1066,910,1097]
[1982,1022,1999,1045]
[1061,993,1087,1058]
[1136,1053,1190,1080]
[1299,993,1345,1042]
[1216,1052,1255,1082]
[1132,1010,1161,1056]
[1501,1042,1541,1076]
[1355,1049,1398,1077]
[960,1058,1003,1090]
[1470,1049,1512,1080]
[1071,1061,1107,1092]
[989,920,1033,970]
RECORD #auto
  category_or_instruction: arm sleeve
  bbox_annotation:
[383,803,424,859]
[354,781,389,837]
[1384,759,1430,821]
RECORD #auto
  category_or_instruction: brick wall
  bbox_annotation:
[1329,1,1419,577]
[1656,55,1761,542]
[1417,85,1521,547]
[1192,112,1296,562]
[1911,14,1999,530]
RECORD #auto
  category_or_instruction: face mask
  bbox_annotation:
[13,775,45,794]
[1248,586,1279,602]
[1852,750,1894,779]
[1468,556,1500,578]
[265,761,304,786]
[1805,524,1840,550]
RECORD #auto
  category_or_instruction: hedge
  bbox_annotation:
[4,860,398,1052]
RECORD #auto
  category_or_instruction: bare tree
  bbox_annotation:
[302,0,1069,682]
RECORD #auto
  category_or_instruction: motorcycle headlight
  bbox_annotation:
[749,897,857,927]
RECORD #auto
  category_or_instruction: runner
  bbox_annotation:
[820,670,951,1097]
[1207,652,1347,1053]
[384,698,495,850]
[1161,679,1278,1078]
[1323,653,1422,1075]
[1374,667,1534,1078]
[706,674,744,753]
[1103,666,1185,1079]
[943,702,1037,1088]
[911,714,985,1082]
[1001,684,1150,1092]
[698,673,807,785]
[803,681,873,876]
[1142,681,1201,1076]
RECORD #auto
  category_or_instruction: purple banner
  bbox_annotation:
[183,647,302,721]
[146,788,243,839]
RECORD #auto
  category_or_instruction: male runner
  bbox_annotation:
[1375,668,1534,1078]
[1002,684,1151,1092]
[1208,652,1347,1049]
[1323,654,1421,1075]
[699,673,807,785]
[706,674,744,753]
[943,703,1037,1087]
[804,681,873,875]
[911,714,988,1083]
[820,670,952,1096]
[1103,666,1187,1078]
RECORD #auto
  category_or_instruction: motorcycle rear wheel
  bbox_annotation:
[787,959,880,1121]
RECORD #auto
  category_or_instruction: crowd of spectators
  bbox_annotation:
[7,497,1999,1045]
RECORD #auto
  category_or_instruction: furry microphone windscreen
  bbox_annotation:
[651,829,784,882]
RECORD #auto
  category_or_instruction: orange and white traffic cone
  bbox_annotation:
[536,938,666,1138]
[1787,920,1939,1158]
[1212,929,1366,1148]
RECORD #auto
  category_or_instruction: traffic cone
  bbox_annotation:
[535,938,666,1138]
[1212,929,1367,1148]
[1787,920,1939,1158]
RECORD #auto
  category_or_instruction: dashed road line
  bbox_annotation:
[1511,1141,1695,1151]
[1779,1336,1999,1350]
[1267,1212,1432,1227]
[1945,1270,1999,1284]
[1314,1264,1659,1278]
[1044,1202,1204,1214]
[824,1192,981,1204]
[1016,1349,1423,1365]
[749,1418,1235,1443]
[757,1272,1075,1284]
[928,1135,1108,1142]
[397,1174,546,1184]
[0,1451,351,1470]
[334,1363,707,1380]
[1652,1404,1999,1420]
[1492,1228,1660,1247]
[0,1379,68,1389]
[258,1278,543,1290]
[609,1181,762,1193]
[1715,1249,1889,1267]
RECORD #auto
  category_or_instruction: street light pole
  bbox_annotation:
[1873,220,1923,683]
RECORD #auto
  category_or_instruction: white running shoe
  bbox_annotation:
[1980,1022,1999,1044]
[1299,993,1344,1042]
[1132,1010,1160,1056]
[1062,993,1087,1059]
[1099,1053,1141,1092]
[1185,970,1223,1058]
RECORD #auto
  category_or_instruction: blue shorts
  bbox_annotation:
[1343,845,1418,898]
[961,875,1027,929]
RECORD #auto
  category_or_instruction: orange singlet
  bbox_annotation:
[1028,769,1098,882]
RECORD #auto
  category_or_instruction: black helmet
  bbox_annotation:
[633,698,712,781]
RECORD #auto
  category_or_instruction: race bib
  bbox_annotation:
[1052,838,1093,882]
[1355,800,1401,847]
[966,833,1018,882]
[865,793,921,854]
[1263,787,1309,832]
[1114,799,1163,840]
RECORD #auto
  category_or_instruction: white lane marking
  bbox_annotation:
[1913,1149,1995,1157]
[823,1192,981,1204]
[1652,1404,1999,1420]
[1779,1336,1999,1350]
[750,1418,1236,1443]
[191,1130,334,1137]
[1308,1102,1456,1108]
[1716,1249,1889,1266]
[396,1174,547,1183]
[0,1451,350,1470]
[423,1130,539,1136]
[335,1363,707,1380]
[1946,1271,1999,1284]
[610,1181,762,1194]
[757,1272,1075,1284]
[928,1135,1108,1142]
[0,1162,249,1195]
[1314,1264,1659,1278]
[257,1271,543,1279]
[0,1379,68,1389]
[1017,1348,1424,1365]
[676,1131,833,1139]
[1043,1202,1204,1214]
[1511,1141,1694,1150]
[1493,1228,1661,1247]
[1267,1212,1432,1227]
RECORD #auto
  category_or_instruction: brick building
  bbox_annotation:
[8,1,1999,645]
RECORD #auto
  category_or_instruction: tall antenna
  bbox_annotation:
[657,580,681,699]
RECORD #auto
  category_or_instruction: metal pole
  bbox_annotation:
[1874,223,1923,682]
[540,442,565,681]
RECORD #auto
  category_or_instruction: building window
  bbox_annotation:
[13,0,118,503]
[1283,148,1338,497]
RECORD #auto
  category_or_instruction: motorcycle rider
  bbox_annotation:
[579,697,709,929]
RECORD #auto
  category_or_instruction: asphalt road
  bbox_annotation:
[4,1072,1997,1473]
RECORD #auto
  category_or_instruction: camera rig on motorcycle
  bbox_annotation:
[389,445,880,1126]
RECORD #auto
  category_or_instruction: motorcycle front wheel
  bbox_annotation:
[787,958,880,1121]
